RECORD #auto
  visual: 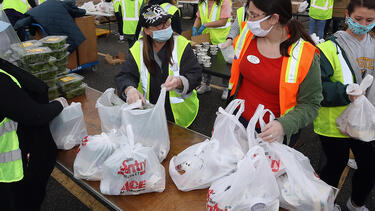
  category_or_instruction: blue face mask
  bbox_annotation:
[152,26,173,42]
[346,17,375,35]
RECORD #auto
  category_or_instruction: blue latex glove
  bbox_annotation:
[198,24,206,35]
[192,26,198,36]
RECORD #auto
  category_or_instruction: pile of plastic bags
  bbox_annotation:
[73,88,170,195]
[169,102,336,211]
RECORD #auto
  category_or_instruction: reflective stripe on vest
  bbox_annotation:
[113,0,120,12]
[313,40,354,138]
[2,0,31,14]
[309,0,333,20]
[161,3,180,17]
[129,36,199,127]
[229,22,317,116]
[121,0,143,35]
[199,0,231,44]
[0,69,23,183]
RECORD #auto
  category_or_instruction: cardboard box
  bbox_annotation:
[67,50,78,70]
[333,0,349,18]
[104,52,125,65]
[75,16,98,66]
[182,30,210,46]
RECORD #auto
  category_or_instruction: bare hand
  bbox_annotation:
[54,97,68,108]
[125,87,145,104]
[162,76,183,91]
[259,120,285,143]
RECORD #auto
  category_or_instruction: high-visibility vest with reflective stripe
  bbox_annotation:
[0,69,23,183]
[161,3,181,17]
[198,0,231,44]
[130,35,199,127]
[113,0,120,13]
[38,0,46,5]
[313,41,354,138]
[309,0,333,20]
[229,23,318,116]
[120,0,144,35]
[236,6,245,34]
[2,0,31,14]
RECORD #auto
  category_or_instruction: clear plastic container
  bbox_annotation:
[57,73,84,92]
[44,78,57,88]
[21,56,57,73]
[40,66,58,80]
[50,44,69,59]
[48,85,60,100]
[10,40,42,52]
[40,36,68,50]
[64,83,87,99]
[55,52,69,66]
[32,72,42,79]
[20,47,52,64]
[57,68,70,76]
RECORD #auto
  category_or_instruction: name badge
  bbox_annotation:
[247,55,260,64]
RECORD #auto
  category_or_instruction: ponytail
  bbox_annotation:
[280,19,316,57]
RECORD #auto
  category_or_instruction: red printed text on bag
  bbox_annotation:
[206,189,228,211]
[120,180,146,193]
[117,159,146,178]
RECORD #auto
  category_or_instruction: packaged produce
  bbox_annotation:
[50,44,69,59]
[20,47,52,64]
[21,56,57,73]
[64,83,87,99]
[40,66,58,80]
[32,72,42,79]
[44,78,57,87]
[40,36,68,50]
[55,52,69,66]
[57,68,70,76]
[48,86,60,100]
[10,40,42,54]
[57,73,84,92]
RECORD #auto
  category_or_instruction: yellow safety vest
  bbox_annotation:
[0,69,23,183]
[130,35,199,127]
[198,0,231,44]
[313,40,354,138]
[2,0,31,14]
[120,0,144,35]
[309,0,334,20]
[236,6,245,34]
[113,0,120,13]
[38,0,46,5]
[161,2,181,17]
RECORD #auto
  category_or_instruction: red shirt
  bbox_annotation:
[237,38,283,122]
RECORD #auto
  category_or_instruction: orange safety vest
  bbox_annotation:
[229,23,318,116]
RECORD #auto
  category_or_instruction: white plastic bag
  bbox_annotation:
[121,87,170,162]
[207,145,280,211]
[337,75,375,141]
[218,44,234,64]
[249,104,335,211]
[50,102,88,150]
[298,1,309,12]
[96,88,125,133]
[169,99,248,191]
[73,130,125,181]
[100,125,165,195]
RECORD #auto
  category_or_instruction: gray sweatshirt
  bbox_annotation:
[335,31,375,104]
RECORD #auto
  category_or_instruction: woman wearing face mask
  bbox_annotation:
[228,0,323,146]
[313,0,375,210]
[115,5,202,128]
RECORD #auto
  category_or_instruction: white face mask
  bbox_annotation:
[247,15,273,37]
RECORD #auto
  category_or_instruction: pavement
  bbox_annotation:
[39,13,375,211]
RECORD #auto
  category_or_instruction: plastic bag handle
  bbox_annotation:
[259,109,276,130]
[217,107,247,136]
[246,104,265,148]
[156,87,167,108]
[360,75,373,91]
[225,99,245,118]
[125,124,135,148]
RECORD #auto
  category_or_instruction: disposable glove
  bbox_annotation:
[192,26,198,36]
[198,24,206,35]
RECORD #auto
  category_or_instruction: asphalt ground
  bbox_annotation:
[39,11,375,211]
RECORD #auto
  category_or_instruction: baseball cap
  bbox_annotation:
[139,5,172,28]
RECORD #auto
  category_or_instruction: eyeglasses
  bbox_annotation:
[246,11,266,20]
[154,20,171,30]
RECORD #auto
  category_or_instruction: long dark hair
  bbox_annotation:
[142,31,174,75]
[251,0,316,57]
[199,0,222,7]
[347,0,375,35]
